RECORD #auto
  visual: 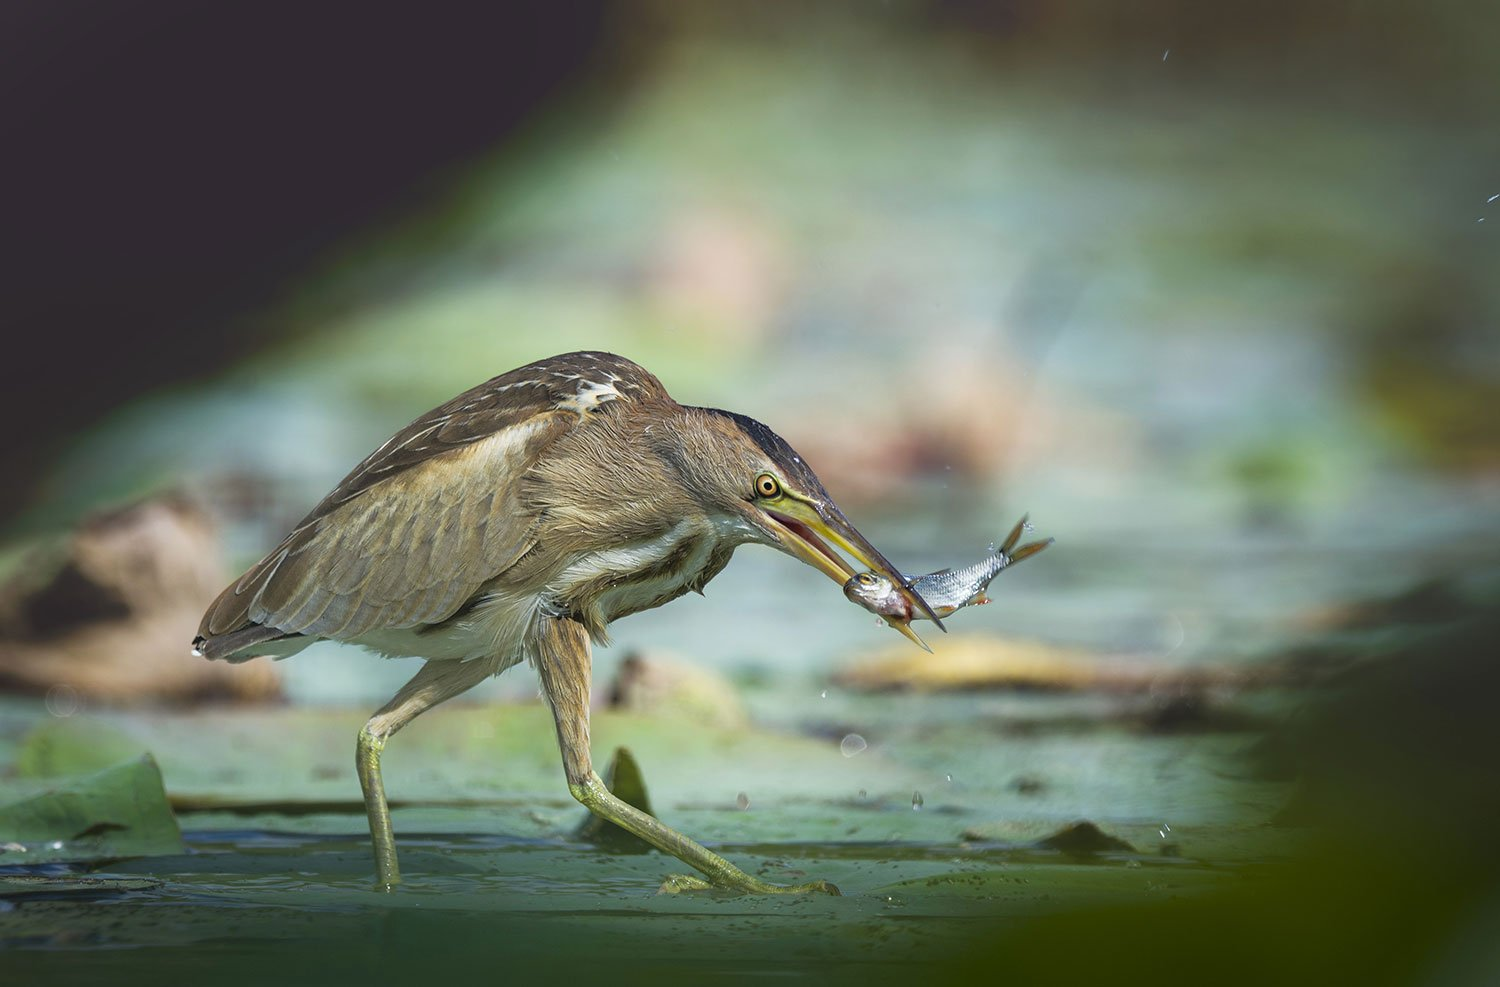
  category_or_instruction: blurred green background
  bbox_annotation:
[2,2,1497,984]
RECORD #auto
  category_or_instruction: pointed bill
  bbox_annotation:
[761,497,943,648]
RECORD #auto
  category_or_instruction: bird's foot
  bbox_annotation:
[657,873,841,896]
[657,873,713,894]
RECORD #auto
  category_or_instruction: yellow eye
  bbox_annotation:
[857,573,876,586]
[755,473,781,498]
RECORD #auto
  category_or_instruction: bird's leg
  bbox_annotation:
[532,615,839,896]
[357,658,493,890]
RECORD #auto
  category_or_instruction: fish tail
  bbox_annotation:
[1007,537,1054,564]
[997,514,1029,556]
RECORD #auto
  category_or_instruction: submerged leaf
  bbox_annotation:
[576,746,656,853]
[1035,820,1135,855]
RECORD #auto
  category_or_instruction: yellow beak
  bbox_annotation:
[762,498,943,652]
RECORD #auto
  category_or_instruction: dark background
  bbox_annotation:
[4,0,1497,523]
[2,2,613,519]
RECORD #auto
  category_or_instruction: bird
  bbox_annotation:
[193,350,939,894]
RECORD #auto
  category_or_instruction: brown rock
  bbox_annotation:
[605,650,748,729]
[0,493,280,704]
[772,343,1140,505]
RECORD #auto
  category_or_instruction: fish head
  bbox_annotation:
[842,571,914,622]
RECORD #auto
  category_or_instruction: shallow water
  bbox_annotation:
[1,678,1294,985]
[1,827,1252,984]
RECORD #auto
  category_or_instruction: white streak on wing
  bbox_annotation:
[555,378,621,416]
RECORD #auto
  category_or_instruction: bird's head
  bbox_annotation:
[661,407,943,650]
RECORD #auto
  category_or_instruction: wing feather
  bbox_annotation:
[238,417,564,640]
[197,351,671,655]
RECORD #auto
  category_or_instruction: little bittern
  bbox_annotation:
[194,351,938,894]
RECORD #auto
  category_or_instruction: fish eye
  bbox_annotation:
[755,473,781,499]
[856,573,876,586]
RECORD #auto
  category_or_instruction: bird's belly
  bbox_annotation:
[350,589,540,669]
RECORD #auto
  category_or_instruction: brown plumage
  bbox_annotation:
[194,350,937,894]
[197,352,656,657]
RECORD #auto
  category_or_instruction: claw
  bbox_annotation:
[658,873,716,894]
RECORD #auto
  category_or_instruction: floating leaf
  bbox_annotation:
[0,874,162,899]
[14,717,145,778]
[0,754,184,863]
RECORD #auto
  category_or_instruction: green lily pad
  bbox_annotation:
[0,874,163,898]
[13,717,145,778]
[0,754,184,864]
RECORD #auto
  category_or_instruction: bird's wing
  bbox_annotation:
[197,351,668,646]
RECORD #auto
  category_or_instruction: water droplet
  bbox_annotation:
[1022,520,1035,533]
[1159,823,1172,838]
[945,773,953,783]
[736,792,750,810]
[857,789,867,800]
[1161,48,1171,61]
[1489,193,1499,203]
[190,647,204,658]
[48,840,64,851]
[911,791,924,810]
[820,690,828,699]
[45,684,80,718]
[840,734,868,757]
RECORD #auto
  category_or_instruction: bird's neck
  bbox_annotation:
[546,513,745,641]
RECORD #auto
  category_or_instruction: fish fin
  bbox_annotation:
[1008,537,1054,564]
[998,514,1029,556]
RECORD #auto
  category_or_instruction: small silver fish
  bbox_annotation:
[843,514,1053,625]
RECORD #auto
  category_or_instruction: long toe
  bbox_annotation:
[657,873,716,894]
[656,873,841,896]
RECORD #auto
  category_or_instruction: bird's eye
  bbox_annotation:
[755,473,781,498]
